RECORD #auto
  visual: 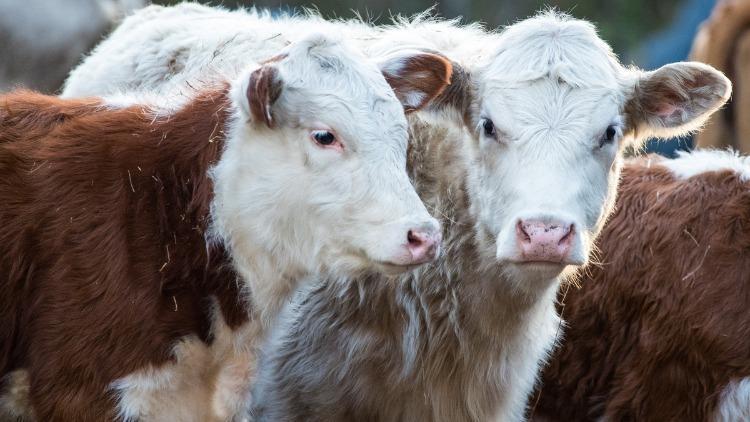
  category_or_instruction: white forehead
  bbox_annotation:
[478,12,631,141]
[276,35,408,149]
[485,81,622,143]
[482,11,625,89]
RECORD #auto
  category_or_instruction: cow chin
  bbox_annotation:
[373,261,422,277]
[335,253,422,277]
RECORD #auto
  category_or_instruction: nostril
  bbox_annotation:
[517,221,531,243]
[407,230,424,247]
[558,224,574,245]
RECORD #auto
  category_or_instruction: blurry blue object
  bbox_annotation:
[636,0,715,69]
[630,0,715,157]
[643,136,694,158]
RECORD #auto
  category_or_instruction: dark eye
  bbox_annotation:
[483,119,496,138]
[313,130,336,146]
[600,125,618,147]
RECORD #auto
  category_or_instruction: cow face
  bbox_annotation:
[466,13,730,288]
[213,34,453,282]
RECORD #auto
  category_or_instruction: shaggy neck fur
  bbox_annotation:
[396,117,562,420]
[252,117,562,422]
[209,123,323,327]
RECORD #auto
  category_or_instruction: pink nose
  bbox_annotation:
[516,220,574,263]
[406,227,441,264]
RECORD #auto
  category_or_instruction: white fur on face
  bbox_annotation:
[468,15,629,285]
[473,81,625,282]
[211,35,437,320]
[466,12,729,287]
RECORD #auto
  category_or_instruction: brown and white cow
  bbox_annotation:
[530,149,750,422]
[0,34,453,421]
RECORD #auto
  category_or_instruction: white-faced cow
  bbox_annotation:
[531,150,750,422]
[0,34,452,421]
[57,5,732,421]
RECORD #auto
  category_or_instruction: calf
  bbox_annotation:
[62,6,732,420]
[0,34,452,421]
[531,150,750,422]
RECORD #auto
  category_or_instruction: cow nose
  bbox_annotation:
[406,225,441,264]
[516,219,574,263]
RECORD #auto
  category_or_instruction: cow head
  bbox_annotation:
[212,33,453,286]
[460,12,731,289]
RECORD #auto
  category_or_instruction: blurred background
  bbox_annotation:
[0,0,745,155]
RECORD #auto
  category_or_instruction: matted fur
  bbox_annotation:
[0,88,242,420]
[531,151,750,421]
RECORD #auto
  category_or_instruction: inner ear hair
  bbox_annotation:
[631,62,731,134]
[247,65,283,128]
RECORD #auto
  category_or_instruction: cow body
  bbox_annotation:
[532,150,750,422]
[0,34,452,421]
[0,89,244,420]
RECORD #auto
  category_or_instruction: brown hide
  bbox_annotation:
[531,156,750,421]
[0,89,248,420]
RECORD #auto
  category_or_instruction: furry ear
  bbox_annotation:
[627,62,731,139]
[246,64,283,127]
[378,50,454,113]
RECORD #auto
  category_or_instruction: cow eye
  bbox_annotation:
[482,118,496,138]
[312,130,336,146]
[600,125,619,147]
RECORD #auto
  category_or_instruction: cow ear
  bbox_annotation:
[378,50,454,113]
[246,64,283,128]
[627,62,731,139]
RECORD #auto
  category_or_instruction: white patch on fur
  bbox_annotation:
[488,286,561,421]
[0,370,35,421]
[111,301,258,422]
[713,377,750,422]
[661,149,750,182]
[99,91,192,119]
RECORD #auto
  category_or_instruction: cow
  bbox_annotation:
[0,34,453,421]
[60,5,732,420]
[530,149,750,422]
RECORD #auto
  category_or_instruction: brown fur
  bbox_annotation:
[429,60,475,127]
[530,155,750,421]
[247,65,282,127]
[382,53,453,112]
[0,89,248,420]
